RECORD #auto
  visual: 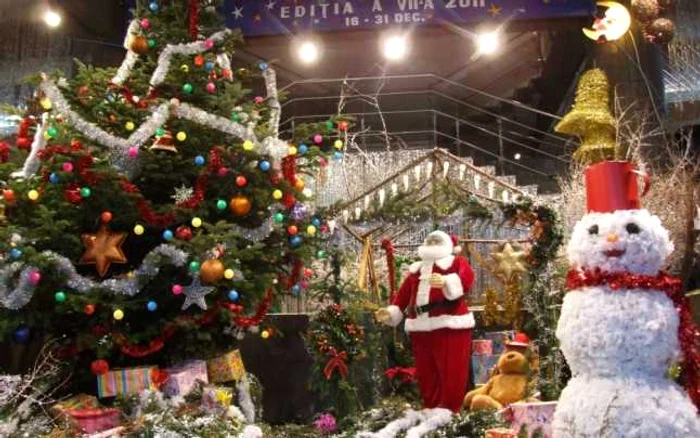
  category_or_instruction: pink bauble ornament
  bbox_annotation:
[218,167,228,176]
[206,82,216,93]
[140,18,151,30]
[320,225,329,233]
[313,134,323,144]
[254,96,264,105]
[28,271,41,286]
[172,284,183,295]
[204,39,215,49]
[62,162,74,172]
[128,147,139,157]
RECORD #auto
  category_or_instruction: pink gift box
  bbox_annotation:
[472,339,494,355]
[504,401,557,438]
[163,360,208,397]
[485,428,517,438]
[68,408,120,434]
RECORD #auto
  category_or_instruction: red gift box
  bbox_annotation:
[68,408,121,434]
[485,428,517,438]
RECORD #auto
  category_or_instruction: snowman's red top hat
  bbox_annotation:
[585,161,650,213]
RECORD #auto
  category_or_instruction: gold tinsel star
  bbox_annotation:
[79,226,128,277]
[491,243,528,281]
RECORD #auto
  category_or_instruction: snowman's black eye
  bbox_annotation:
[625,223,640,234]
[588,225,599,235]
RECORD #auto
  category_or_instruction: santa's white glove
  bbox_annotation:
[429,273,445,288]
[375,308,393,324]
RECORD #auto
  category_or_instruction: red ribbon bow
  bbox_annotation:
[323,348,349,380]
[384,366,416,384]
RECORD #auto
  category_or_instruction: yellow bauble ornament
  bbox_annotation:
[224,268,235,280]
[133,224,145,235]
[242,140,254,151]
[200,259,226,284]
[261,330,270,339]
[288,146,297,156]
[191,217,203,227]
[40,98,52,110]
[272,190,283,200]
[27,190,39,201]
[229,195,252,216]
[306,225,317,236]
[176,131,187,142]
[113,309,124,320]
[334,140,343,149]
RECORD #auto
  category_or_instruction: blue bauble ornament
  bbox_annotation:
[258,61,268,71]
[147,301,158,311]
[311,217,321,227]
[259,160,271,172]
[298,144,308,155]
[228,289,239,302]
[333,151,343,161]
[194,155,206,166]
[49,173,60,184]
[205,61,215,71]
[291,284,301,296]
[12,326,30,344]
[290,235,303,248]
[149,2,159,12]
[162,229,174,241]
[10,248,22,260]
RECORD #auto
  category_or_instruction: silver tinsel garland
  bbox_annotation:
[12,112,48,179]
[0,245,188,309]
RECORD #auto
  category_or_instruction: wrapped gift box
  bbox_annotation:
[472,354,498,385]
[483,330,516,355]
[68,407,121,434]
[504,401,557,438]
[472,339,494,356]
[163,360,208,397]
[96,366,158,398]
[201,386,233,415]
[485,428,517,438]
[207,349,245,383]
[50,393,99,420]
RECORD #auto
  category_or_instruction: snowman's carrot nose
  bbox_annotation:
[606,233,619,243]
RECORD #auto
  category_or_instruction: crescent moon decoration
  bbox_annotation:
[583,1,632,43]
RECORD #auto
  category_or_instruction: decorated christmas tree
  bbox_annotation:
[0,0,341,385]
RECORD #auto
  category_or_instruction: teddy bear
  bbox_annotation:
[463,348,530,411]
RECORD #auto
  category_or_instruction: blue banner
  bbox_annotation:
[223,1,595,37]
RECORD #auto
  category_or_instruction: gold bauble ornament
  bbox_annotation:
[200,259,225,284]
[128,35,149,54]
[555,69,617,165]
[229,195,252,216]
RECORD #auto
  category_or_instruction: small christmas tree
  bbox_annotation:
[555,68,617,164]
[0,0,342,380]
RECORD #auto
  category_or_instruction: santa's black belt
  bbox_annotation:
[407,299,460,316]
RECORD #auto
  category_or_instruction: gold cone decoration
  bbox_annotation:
[150,130,178,153]
[555,69,617,165]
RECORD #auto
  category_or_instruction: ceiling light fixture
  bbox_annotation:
[297,40,320,65]
[514,153,522,160]
[381,34,409,62]
[44,9,62,28]
[476,31,499,55]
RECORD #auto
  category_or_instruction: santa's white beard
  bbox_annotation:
[418,244,451,262]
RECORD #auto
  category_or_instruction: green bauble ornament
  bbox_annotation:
[273,212,285,224]
[54,291,66,303]
[316,250,327,259]
[189,261,201,272]
[182,83,194,94]
[216,199,227,211]
[80,187,92,198]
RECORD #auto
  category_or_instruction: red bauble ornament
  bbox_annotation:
[85,304,95,315]
[91,359,110,375]
[16,137,31,150]
[194,55,205,67]
[338,121,349,131]
[287,225,298,236]
[282,193,296,209]
[270,173,281,185]
[101,211,113,223]
[2,189,15,203]
[236,175,248,187]
[303,268,313,278]
[176,225,193,241]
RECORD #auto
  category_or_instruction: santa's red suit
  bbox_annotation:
[381,231,475,412]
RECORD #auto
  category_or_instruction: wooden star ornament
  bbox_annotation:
[491,243,528,281]
[79,226,128,277]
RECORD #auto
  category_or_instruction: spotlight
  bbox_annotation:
[382,34,409,62]
[297,40,320,65]
[476,31,499,55]
[514,153,522,160]
[44,9,62,28]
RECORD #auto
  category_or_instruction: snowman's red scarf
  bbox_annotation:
[567,268,700,409]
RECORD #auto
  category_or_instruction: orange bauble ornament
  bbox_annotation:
[128,35,149,54]
[229,195,252,216]
[200,259,225,284]
[294,178,305,191]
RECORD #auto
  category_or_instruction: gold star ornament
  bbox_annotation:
[491,243,528,281]
[79,226,128,277]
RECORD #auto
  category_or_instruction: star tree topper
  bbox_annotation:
[79,226,128,277]
[490,242,528,281]
[181,275,214,311]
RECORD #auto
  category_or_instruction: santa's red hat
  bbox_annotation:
[585,161,650,213]
[425,231,462,255]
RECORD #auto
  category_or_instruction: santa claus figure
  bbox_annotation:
[376,230,475,412]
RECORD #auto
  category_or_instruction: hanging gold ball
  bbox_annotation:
[229,195,252,216]
[200,259,226,284]
[128,35,149,54]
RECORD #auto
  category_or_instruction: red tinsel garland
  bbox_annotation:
[16,117,34,150]
[281,155,296,185]
[188,0,199,39]
[566,268,700,409]
[0,141,10,162]
[381,238,396,302]
[231,288,274,328]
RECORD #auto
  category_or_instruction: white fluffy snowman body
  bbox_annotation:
[553,209,700,438]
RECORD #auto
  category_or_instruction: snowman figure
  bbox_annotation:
[553,161,700,438]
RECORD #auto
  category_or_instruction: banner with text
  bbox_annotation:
[223,1,595,37]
